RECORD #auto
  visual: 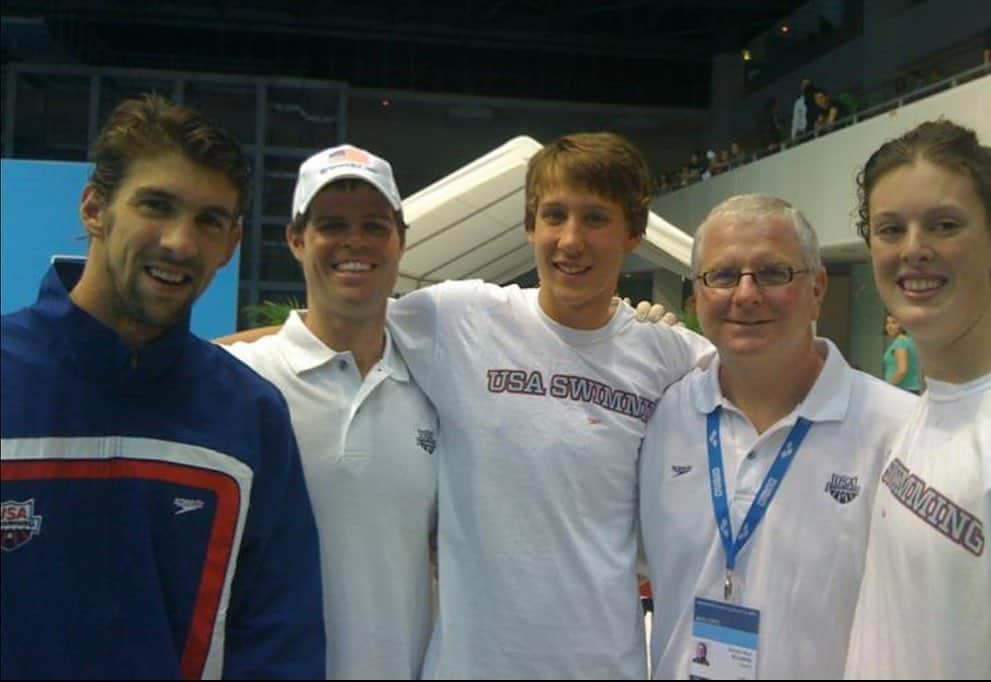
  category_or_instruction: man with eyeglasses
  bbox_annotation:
[637,194,914,679]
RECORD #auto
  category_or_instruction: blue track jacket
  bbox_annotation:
[1,262,325,679]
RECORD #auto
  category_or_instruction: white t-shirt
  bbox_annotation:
[791,94,807,138]
[639,339,916,680]
[388,280,711,679]
[845,373,991,680]
[226,311,438,679]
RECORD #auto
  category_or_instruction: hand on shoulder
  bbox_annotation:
[618,297,681,326]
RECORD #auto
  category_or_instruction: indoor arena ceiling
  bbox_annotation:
[2,0,810,107]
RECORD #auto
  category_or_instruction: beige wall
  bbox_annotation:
[652,74,991,376]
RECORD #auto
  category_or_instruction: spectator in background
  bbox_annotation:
[656,171,673,194]
[688,150,706,181]
[808,87,827,130]
[729,141,747,168]
[791,78,813,140]
[883,313,923,394]
[756,97,784,154]
[813,88,841,133]
[678,157,700,188]
[682,293,702,335]
[701,150,717,180]
[709,149,731,176]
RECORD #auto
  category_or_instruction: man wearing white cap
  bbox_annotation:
[221,144,437,679]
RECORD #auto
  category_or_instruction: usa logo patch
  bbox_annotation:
[1,499,43,551]
[416,429,436,454]
[825,474,860,504]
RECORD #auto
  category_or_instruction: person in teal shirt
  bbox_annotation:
[883,313,922,393]
[682,293,702,335]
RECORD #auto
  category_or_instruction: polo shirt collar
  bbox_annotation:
[692,337,851,425]
[278,309,410,382]
[377,326,411,383]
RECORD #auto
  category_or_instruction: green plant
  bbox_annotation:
[240,297,301,327]
[835,91,862,116]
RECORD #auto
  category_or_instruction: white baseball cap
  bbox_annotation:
[291,144,402,218]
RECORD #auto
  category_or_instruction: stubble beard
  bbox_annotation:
[102,216,196,334]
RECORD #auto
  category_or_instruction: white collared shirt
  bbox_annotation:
[639,339,916,680]
[226,311,438,679]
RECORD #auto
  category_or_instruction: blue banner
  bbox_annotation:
[1,159,239,339]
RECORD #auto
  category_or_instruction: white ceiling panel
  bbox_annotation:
[429,225,529,281]
[485,193,527,227]
[471,247,536,283]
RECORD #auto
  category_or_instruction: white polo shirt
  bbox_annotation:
[639,339,916,680]
[226,310,437,679]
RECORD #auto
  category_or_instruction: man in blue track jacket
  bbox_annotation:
[0,94,325,679]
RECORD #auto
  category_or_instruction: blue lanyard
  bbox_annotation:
[705,406,812,600]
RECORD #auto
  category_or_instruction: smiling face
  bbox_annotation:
[75,153,241,347]
[867,159,991,358]
[694,213,825,363]
[884,314,904,338]
[288,180,403,324]
[528,183,641,329]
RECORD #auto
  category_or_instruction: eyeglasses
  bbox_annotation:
[695,265,811,289]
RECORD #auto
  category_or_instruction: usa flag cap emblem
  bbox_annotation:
[292,143,403,217]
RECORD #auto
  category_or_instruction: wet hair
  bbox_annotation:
[524,132,654,238]
[691,194,821,275]
[87,93,251,217]
[288,179,408,245]
[856,119,991,244]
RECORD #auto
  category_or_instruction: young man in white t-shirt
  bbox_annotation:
[791,78,812,139]
[388,133,711,678]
